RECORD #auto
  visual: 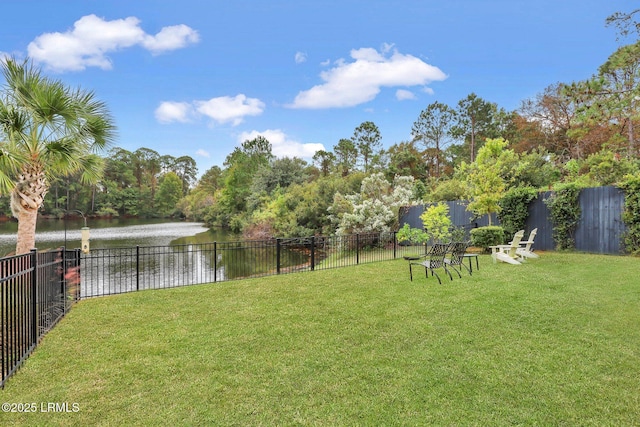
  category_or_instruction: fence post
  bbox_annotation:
[75,249,81,302]
[213,242,217,283]
[393,231,397,259]
[276,238,281,274]
[30,249,38,345]
[61,247,67,312]
[310,236,315,271]
[356,234,360,264]
[136,245,140,292]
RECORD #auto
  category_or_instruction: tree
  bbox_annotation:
[217,136,274,227]
[255,157,308,193]
[386,141,428,181]
[133,147,161,195]
[333,138,357,176]
[171,155,198,195]
[312,150,336,177]
[595,41,640,156]
[519,84,577,158]
[155,172,183,217]
[606,9,640,41]
[246,157,309,212]
[330,173,418,235]
[463,138,508,225]
[411,101,456,177]
[560,40,640,159]
[176,165,221,221]
[419,202,452,243]
[452,93,498,162]
[352,121,382,172]
[197,165,223,193]
[0,58,115,254]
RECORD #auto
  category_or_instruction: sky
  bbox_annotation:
[0,0,633,177]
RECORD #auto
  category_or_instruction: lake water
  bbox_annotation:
[1,218,311,294]
[0,218,235,256]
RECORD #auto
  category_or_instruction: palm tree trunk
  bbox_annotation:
[11,167,47,254]
[14,200,38,254]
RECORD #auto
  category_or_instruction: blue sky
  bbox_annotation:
[0,0,630,176]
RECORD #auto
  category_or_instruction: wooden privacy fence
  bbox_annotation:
[400,185,627,254]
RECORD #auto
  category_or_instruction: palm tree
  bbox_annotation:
[0,58,115,254]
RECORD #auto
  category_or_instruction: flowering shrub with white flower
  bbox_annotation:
[330,173,420,235]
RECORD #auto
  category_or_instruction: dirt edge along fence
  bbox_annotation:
[1,248,81,388]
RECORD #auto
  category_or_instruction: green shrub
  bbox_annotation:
[420,203,452,243]
[96,207,119,217]
[544,183,582,250]
[470,226,504,252]
[396,223,427,245]
[497,187,537,240]
[620,174,640,254]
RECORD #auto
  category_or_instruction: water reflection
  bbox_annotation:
[0,218,210,256]
[81,237,311,297]
[0,218,311,296]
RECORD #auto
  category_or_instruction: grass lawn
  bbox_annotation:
[1,252,639,426]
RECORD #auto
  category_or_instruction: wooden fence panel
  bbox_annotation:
[399,186,627,254]
[575,186,625,254]
[525,191,555,251]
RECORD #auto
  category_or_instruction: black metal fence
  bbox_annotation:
[79,232,422,298]
[1,248,81,388]
[0,230,455,385]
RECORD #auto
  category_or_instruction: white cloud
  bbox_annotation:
[142,24,199,54]
[288,45,447,109]
[396,89,416,101]
[195,149,210,158]
[295,51,307,64]
[238,129,325,159]
[27,14,199,72]
[155,101,194,123]
[423,87,435,95]
[195,95,265,126]
[156,94,265,126]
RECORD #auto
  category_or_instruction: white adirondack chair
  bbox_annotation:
[489,230,525,265]
[516,228,539,259]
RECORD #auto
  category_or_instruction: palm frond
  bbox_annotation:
[71,88,117,150]
[42,137,82,175]
[1,57,116,195]
[0,148,21,194]
[77,153,105,185]
[0,99,29,141]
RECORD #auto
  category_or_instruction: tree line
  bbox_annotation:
[180,10,640,239]
[0,146,197,220]
[2,9,639,254]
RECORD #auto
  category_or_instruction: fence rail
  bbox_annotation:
[79,232,422,298]
[1,249,80,388]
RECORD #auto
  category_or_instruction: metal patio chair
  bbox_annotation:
[444,241,472,277]
[409,243,452,284]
